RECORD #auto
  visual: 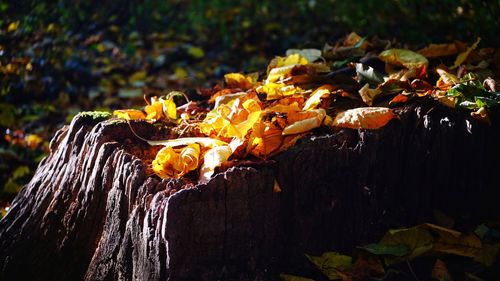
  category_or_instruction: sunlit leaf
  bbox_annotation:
[282,109,326,135]
[152,143,200,178]
[332,107,396,129]
[286,48,322,63]
[379,48,428,70]
[199,145,232,182]
[451,37,481,69]
[147,137,227,148]
[303,86,332,111]
[224,73,255,90]
[113,109,146,120]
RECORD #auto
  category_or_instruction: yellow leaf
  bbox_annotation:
[247,122,283,158]
[332,107,396,130]
[282,109,326,135]
[152,143,200,178]
[199,145,232,182]
[259,83,300,100]
[266,65,297,84]
[175,67,188,79]
[7,21,18,32]
[358,83,382,106]
[344,32,367,49]
[303,86,331,110]
[162,97,177,120]
[129,70,147,84]
[379,48,428,70]
[113,109,146,120]
[224,73,255,90]
[145,100,163,120]
[267,53,308,76]
[25,134,43,149]
[286,48,322,63]
[436,68,459,89]
[451,37,481,69]
[187,46,205,59]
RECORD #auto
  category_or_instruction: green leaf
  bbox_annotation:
[306,252,352,280]
[359,243,410,257]
[380,226,433,260]
[0,103,16,127]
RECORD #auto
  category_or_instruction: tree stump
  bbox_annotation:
[1,99,500,281]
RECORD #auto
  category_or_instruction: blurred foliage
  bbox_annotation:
[0,0,498,213]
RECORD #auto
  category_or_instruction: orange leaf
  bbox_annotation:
[389,93,409,105]
[332,107,396,129]
[418,43,458,58]
[113,109,146,120]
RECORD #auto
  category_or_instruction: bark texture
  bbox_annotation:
[1,100,500,281]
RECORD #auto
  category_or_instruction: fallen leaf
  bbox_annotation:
[303,86,332,111]
[389,93,409,104]
[113,109,146,120]
[283,109,326,135]
[431,259,453,281]
[359,244,410,257]
[418,43,458,58]
[286,48,322,63]
[147,137,227,148]
[451,37,481,69]
[332,107,397,129]
[380,226,433,261]
[355,63,384,86]
[306,252,353,280]
[199,145,232,182]
[379,48,428,70]
[152,143,200,178]
[358,83,382,106]
[224,73,255,90]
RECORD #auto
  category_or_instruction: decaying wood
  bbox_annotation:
[1,100,500,280]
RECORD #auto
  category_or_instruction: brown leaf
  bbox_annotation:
[431,259,453,281]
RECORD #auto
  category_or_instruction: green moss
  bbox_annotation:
[79,111,112,120]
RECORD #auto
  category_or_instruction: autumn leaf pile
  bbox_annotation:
[113,33,500,183]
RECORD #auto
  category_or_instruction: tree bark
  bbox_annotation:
[1,100,500,280]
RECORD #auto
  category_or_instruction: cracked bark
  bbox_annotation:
[1,99,500,280]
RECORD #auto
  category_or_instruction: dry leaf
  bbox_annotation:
[358,83,382,106]
[113,109,146,120]
[451,37,481,69]
[199,145,233,182]
[332,107,396,129]
[418,43,458,58]
[379,48,428,70]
